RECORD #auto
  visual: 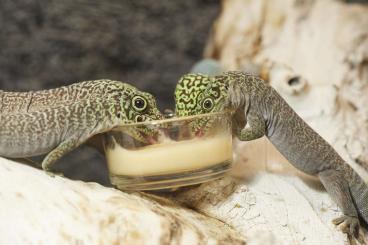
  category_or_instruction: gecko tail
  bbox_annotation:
[349,170,368,226]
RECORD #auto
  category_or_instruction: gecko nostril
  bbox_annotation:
[287,76,301,86]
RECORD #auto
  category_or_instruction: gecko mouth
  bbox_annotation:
[137,130,158,144]
[193,119,212,138]
[195,129,204,137]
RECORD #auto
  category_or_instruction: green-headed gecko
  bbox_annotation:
[174,71,368,237]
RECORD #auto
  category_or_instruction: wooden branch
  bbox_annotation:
[0,158,244,244]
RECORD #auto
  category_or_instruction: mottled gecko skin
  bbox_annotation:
[0,80,133,155]
[0,80,162,172]
[174,71,368,236]
[0,80,129,113]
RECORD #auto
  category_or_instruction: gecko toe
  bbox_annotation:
[333,215,360,238]
[45,170,56,177]
[333,216,346,225]
[350,220,358,237]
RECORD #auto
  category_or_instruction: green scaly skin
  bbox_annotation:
[0,80,163,173]
[174,71,368,237]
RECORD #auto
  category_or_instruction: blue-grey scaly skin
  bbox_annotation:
[0,80,163,172]
[174,71,368,237]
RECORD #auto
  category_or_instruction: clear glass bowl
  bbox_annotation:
[103,111,233,191]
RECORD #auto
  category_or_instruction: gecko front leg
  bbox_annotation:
[319,169,360,236]
[235,111,266,141]
[41,136,84,174]
[228,85,266,141]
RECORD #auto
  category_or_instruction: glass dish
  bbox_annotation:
[103,111,233,191]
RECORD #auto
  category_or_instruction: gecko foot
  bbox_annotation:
[44,170,64,178]
[347,232,367,245]
[333,215,360,237]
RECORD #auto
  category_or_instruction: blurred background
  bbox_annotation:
[0,0,220,185]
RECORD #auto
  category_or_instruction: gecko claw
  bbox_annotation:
[333,215,360,238]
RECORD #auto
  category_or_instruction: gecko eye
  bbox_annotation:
[135,115,145,122]
[202,98,214,111]
[132,96,147,111]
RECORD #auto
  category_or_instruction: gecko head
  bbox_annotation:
[114,85,163,144]
[174,73,229,136]
[174,73,214,117]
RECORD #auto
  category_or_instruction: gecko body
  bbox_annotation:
[174,71,368,236]
[0,80,130,113]
[0,80,162,172]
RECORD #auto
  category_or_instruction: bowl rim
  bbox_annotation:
[113,110,232,129]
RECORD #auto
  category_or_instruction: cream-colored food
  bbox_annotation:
[106,134,232,176]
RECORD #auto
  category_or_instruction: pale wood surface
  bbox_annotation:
[0,158,245,244]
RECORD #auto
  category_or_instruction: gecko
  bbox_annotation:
[0,80,163,173]
[0,79,144,155]
[174,71,368,237]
